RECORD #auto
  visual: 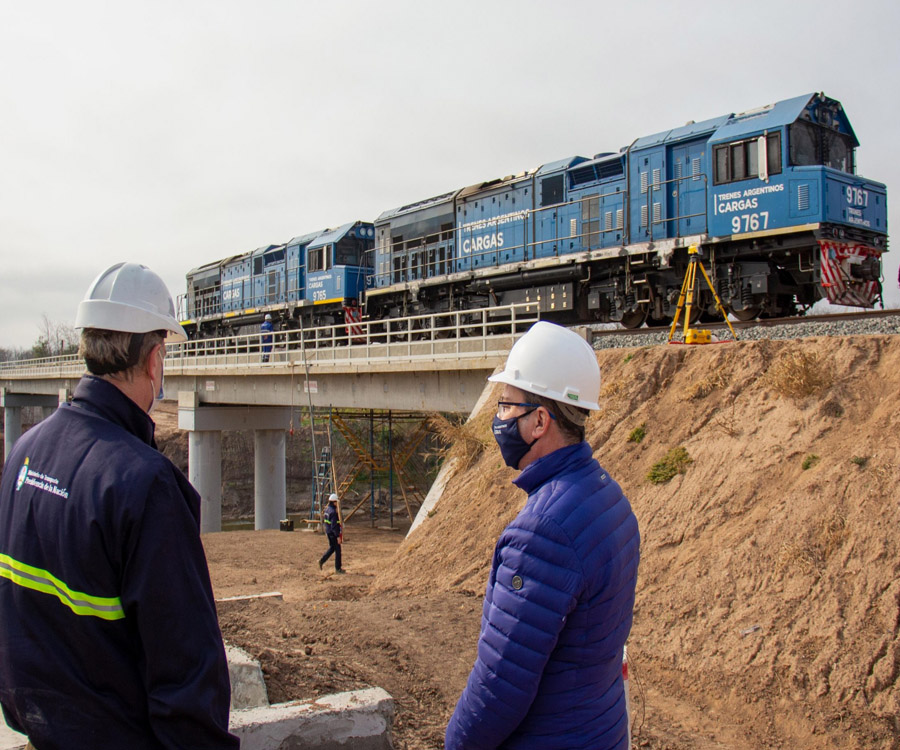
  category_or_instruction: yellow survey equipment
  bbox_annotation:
[668,246,738,345]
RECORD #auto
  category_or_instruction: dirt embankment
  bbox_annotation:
[367,335,900,748]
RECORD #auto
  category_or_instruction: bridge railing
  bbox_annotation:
[167,302,541,370]
[0,303,541,376]
[0,353,84,378]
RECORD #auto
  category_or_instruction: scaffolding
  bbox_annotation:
[304,407,436,529]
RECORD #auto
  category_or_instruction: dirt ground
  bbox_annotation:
[205,524,477,749]
[191,335,900,749]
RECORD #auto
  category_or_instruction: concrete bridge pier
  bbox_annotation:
[189,430,223,533]
[178,393,292,533]
[254,430,286,530]
[1,389,64,462]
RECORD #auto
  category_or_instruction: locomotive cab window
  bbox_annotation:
[335,239,362,266]
[307,244,332,272]
[714,133,782,184]
[789,121,853,173]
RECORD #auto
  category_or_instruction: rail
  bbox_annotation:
[0,303,540,377]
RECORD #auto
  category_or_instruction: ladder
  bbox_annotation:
[308,409,336,523]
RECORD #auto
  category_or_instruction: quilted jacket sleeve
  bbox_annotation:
[445,512,583,749]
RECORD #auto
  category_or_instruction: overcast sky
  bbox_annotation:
[2,0,898,350]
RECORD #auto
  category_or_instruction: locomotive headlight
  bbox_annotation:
[850,256,881,282]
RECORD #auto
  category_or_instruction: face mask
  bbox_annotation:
[148,349,164,414]
[149,378,164,414]
[492,410,538,469]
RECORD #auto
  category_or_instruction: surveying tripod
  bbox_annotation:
[667,245,738,344]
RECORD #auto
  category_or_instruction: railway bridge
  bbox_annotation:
[0,306,552,532]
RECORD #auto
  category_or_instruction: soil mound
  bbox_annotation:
[374,335,900,747]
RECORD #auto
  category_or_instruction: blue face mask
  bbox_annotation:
[149,349,165,414]
[492,410,538,469]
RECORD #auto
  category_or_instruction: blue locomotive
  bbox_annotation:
[181,221,374,337]
[179,92,887,338]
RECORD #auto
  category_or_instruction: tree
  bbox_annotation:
[31,314,79,358]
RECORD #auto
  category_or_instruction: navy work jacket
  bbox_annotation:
[0,376,238,749]
[446,442,640,750]
[323,503,341,538]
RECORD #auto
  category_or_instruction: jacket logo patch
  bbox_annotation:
[15,458,70,499]
[15,458,29,491]
[511,575,524,591]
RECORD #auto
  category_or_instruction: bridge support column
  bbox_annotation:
[3,405,22,463]
[254,429,286,531]
[1,389,61,462]
[178,393,291,533]
[189,430,223,534]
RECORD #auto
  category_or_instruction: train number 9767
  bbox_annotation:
[846,186,869,207]
[732,211,770,233]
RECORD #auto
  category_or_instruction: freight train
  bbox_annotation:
[178,92,888,339]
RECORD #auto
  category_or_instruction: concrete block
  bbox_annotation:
[217,591,284,604]
[226,644,269,710]
[0,719,26,750]
[230,687,394,750]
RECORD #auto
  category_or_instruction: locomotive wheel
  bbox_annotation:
[620,310,647,329]
[730,305,762,322]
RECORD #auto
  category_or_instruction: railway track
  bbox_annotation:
[587,307,900,348]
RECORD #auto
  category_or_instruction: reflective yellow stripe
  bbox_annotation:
[0,553,125,621]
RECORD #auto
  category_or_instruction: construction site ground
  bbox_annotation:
[153,335,900,748]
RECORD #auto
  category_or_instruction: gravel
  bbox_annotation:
[590,314,900,350]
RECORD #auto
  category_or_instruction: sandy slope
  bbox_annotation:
[372,335,900,748]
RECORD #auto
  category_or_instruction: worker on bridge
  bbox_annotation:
[261,313,274,362]
[445,321,640,750]
[0,262,238,749]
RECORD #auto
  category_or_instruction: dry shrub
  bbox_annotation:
[777,508,848,575]
[686,370,730,400]
[598,378,629,421]
[600,379,626,399]
[711,399,740,437]
[763,351,834,399]
[427,413,490,473]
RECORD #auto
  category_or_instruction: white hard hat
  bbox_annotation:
[328,493,339,503]
[75,262,186,341]
[488,321,600,410]
[265,314,272,321]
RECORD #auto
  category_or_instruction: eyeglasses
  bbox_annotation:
[496,401,542,418]
[496,401,558,420]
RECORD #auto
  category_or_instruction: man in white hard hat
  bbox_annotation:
[318,493,344,574]
[446,321,640,750]
[0,263,238,749]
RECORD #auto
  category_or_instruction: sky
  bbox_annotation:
[2,0,899,350]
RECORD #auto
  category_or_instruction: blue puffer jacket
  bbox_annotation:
[446,442,639,750]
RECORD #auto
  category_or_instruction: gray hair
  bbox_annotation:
[524,391,589,444]
[79,329,164,379]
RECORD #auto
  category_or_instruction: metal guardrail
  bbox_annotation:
[0,303,540,377]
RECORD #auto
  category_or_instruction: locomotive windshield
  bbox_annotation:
[789,121,853,173]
